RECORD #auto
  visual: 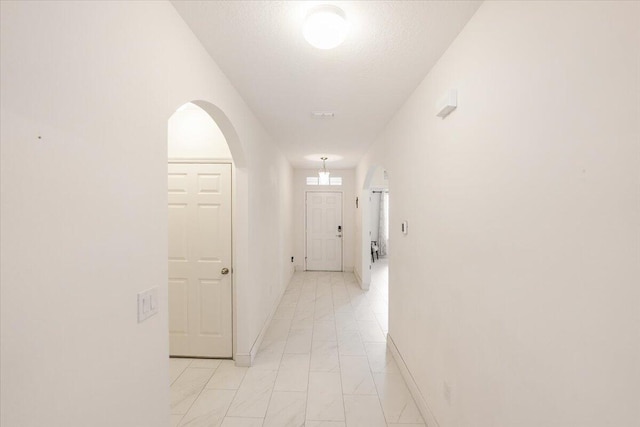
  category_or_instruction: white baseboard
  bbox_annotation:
[234,353,251,367]
[387,333,439,427]
[343,265,354,272]
[235,281,288,367]
[353,268,370,290]
[354,267,362,284]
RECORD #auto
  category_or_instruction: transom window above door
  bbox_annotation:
[306,176,342,186]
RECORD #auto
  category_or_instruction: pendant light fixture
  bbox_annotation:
[318,157,330,185]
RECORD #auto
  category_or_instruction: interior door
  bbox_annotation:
[168,163,232,358]
[306,191,343,271]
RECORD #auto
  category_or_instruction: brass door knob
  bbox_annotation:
[221,267,230,275]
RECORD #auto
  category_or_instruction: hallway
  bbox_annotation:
[170,270,422,427]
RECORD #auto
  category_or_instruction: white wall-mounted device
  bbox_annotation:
[436,89,457,118]
[138,287,159,323]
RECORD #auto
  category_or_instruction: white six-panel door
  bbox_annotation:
[306,192,343,271]
[168,163,232,358]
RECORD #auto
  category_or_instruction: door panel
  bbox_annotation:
[168,279,188,334]
[306,192,343,271]
[168,163,232,358]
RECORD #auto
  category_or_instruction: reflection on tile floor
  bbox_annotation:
[169,266,424,427]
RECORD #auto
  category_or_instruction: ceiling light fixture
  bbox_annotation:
[303,5,349,50]
[318,157,331,185]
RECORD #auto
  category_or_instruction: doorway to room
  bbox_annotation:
[167,102,238,358]
[361,165,390,334]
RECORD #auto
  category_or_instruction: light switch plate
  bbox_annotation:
[138,287,159,323]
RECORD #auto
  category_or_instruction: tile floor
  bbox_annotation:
[170,263,424,427]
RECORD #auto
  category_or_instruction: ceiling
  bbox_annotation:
[171,1,482,168]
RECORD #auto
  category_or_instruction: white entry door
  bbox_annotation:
[306,192,343,271]
[168,163,232,358]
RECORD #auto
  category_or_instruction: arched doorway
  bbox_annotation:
[167,101,247,359]
[360,165,389,286]
[360,164,390,334]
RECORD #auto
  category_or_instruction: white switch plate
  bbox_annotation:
[138,287,159,323]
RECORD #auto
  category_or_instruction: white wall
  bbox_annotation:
[293,168,355,272]
[0,1,293,426]
[356,1,640,426]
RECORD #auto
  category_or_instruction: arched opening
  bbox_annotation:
[166,101,247,365]
[360,164,390,333]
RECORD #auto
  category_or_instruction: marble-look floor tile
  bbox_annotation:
[280,293,299,305]
[314,307,335,322]
[353,307,377,322]
[373,372,424,424]
[262,319,291,343]
[304,422,346,427]
[227,369,277,418]
[334,316,358,333]
[343,394,387,427]
[290,316,314,331]
[220,417,264,426]
[170,414,184,427]
[252,340,286,371]
[312,321,337,342]
[170,358,194,385]
[168,271,411,427]
[273,306,296,320]
[337,330,366,356]
[179,389,235,427]
[206,360,247,390]
[274,353,310,392]
[356,321,386,343]
[306,372,344,421]
[339,355,377,395]
[364,342,399,373]
[171,368,215,414]
[373,312,388,333]
[309,341,340,373]
[263,391,306,427]
[189,359,222,369]
[284,328,312,354]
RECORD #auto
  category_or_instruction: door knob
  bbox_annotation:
[221,267,230,275]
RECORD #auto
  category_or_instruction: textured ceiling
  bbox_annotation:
[171,1,482,168]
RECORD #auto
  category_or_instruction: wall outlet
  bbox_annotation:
[291,256,294,263]
[137,287,159,323]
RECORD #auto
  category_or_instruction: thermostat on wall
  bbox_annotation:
[401,221,408,235]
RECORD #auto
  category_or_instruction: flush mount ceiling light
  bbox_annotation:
[318,157,331,185]
[303,5,349,50]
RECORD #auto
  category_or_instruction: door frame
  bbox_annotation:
[168,158,235,358]
[304,190,344,272]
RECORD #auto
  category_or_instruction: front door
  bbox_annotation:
[168,163,232,358]
[306,191,343,271]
